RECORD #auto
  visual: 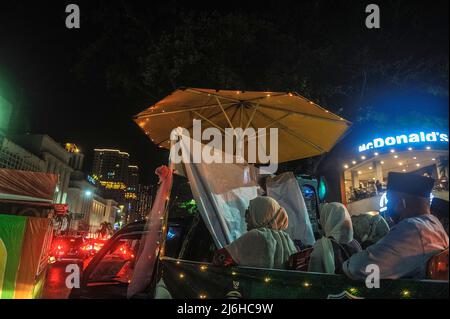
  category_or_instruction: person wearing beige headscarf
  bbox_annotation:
[308,202,361,274]
[351,212,390,249]
[214,196,298,269]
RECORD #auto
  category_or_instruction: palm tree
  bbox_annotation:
[98,221,113,238]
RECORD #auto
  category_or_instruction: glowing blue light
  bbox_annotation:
[167,228,176,240]
[379,191,434,213]
[85,190,93,197]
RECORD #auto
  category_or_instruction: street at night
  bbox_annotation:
[0,0,449,313]
[41,263,72,299]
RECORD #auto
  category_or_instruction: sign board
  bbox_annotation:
[358,131,448,153]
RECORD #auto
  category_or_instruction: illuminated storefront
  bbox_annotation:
[340,129,449,214]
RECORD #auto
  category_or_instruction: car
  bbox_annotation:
[69,218,191,299]
[49,236,86,265]
[70,209,449,299]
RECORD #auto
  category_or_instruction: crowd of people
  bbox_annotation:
[348,180,385,203]
[213,172,449,281]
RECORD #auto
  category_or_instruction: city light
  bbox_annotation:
[408,147,413,151]
[401,290,411,298]
[343,164,349,169]
[374,152,379,156]
[99,181,126,190]
[361,156,366,160]
[84,190,93,197]
[352,160,357,164]
[390,149,395,153]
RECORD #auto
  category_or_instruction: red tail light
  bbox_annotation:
[53,242,66,256]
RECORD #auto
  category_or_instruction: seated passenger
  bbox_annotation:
[343,172,449,280]
[308,202,362,274]
[213,196,298,269]
[352,212,390,249]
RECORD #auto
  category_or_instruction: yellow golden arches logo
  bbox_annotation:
[0,238,6,296]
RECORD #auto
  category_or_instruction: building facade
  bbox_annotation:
[0,136,45,172]
[10,134,73,204]
[66,178,119,235]
[65,143,84,171]
[333,128,449,215]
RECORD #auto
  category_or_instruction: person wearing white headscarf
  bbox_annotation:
[308,202,362,274]
[213,196,298,269]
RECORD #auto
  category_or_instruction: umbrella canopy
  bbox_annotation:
[134,88,351,163]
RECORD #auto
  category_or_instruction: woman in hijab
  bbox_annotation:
[308,202,362,274]
[213,196,298,269]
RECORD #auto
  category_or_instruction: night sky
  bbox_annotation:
[0,1,166,184]
[1,1,448,185]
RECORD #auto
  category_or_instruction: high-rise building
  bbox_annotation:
[92,149,130,183]
[91,149,130,204]
[127,165,139,190]
[125,165,140,222]
[136,184,153,221]
[65,144,120,235]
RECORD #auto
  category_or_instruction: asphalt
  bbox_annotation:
[41,262,75,299]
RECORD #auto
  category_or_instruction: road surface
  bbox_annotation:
[41,263,73,299]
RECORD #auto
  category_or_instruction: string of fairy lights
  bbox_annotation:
[169,260,413,299]
[136,90,349,150]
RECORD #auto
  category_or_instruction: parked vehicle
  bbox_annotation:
[69,218,189,299]
[70,198,448,299]
[49,236,86,265]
